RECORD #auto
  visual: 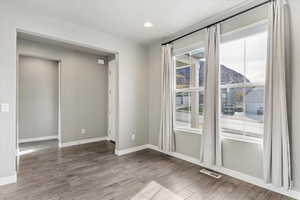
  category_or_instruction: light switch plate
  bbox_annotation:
[131,133,135,141]
[0,103,9,112]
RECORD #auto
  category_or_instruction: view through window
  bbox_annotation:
[174,23,268,142]
[220,28,268,141]
[174,48,205,133]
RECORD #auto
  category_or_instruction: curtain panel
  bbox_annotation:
[200,24,222,167]
[263,0,292,189]
[159,44,175,152]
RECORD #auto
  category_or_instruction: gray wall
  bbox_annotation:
[148,1,300,192]
[289,0,300,192]
[0,3,149,180]
[19,56,58,140]
[17,39,108,143]
[175,132,201,159]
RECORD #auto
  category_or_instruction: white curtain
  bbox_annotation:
[159,44,175,152]
[200,24,222,167]
[263,0,292,189]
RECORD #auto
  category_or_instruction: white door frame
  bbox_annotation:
[107,54,118,142]
[58,61,62,145]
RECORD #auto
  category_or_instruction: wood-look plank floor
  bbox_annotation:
[0,141,294,200]
[19,139,58,153]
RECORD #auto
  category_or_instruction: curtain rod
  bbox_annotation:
[161,0,273,46]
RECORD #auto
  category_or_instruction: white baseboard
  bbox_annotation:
[60,137,108,148]
[115,144,150,156]
[19,135,58,143]
[0,174,17,186]
[116,144,300,199]
[214,167,300,199]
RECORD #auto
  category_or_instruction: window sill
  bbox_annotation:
[221,133,263,145]
[173,129,263,145]
[174,128,202,135]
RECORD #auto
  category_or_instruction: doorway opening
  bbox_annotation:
[18,55,60,155]
[16,31,119,159]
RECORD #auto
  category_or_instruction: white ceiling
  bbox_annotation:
[5,0,254,44]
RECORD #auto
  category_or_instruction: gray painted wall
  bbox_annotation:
[0,3,149,180]
[174,133,263,179]
[18,39,108,143]
[148,1,300,192]
[289,0,300,192]
[19,56,59,140]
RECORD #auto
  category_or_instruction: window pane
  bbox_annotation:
[175,48,205,89]
[245,32,267,84]
[220,29,267,140]
[220,86,246,136]
[190,48,205,88]
[175,91,204,130]
[176,54,192,89]
[174,47,205,132]
[220,39,245,85]
[176,92,191,128]
[197,91,204,130]
[244,86,264,138]
[176,66,191,89]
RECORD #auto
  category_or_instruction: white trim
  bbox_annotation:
[174,128,202,135]
[175,87,204,93]
[19,135,58,143]
[60,137,108,148]
[58,61,62,145]
[214,167,300,200]
[176,65,191,70]
[114,144,150,156]
[173,42,205,56]
[221,133,263,145]
[18,53,62,63]
[221,19,268,43]
[146,145,300,200]
[0,174,17,186]
[17,29,117,55]
[107,57,118,143]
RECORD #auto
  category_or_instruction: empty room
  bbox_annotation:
[16,33,116,154]
[0,0,300,200]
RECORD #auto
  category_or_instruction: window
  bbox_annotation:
[174,48,205,133]
[219,23,268,143]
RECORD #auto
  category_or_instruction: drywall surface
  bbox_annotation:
[148,43,162,146]
[18,39,109,143]
[0,4,148,179]
[288,0,300,192]
[175,131,202,159]
[222,139,263,178]
[19,55,59,140]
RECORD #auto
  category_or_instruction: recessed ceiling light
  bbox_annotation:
[144,22,153,28]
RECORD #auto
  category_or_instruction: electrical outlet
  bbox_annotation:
[131,133,135,141]
[81,129,86,134]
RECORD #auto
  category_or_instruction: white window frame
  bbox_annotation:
[219,20,268,144]
[172,20,268,145]
[173,45,205,135]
